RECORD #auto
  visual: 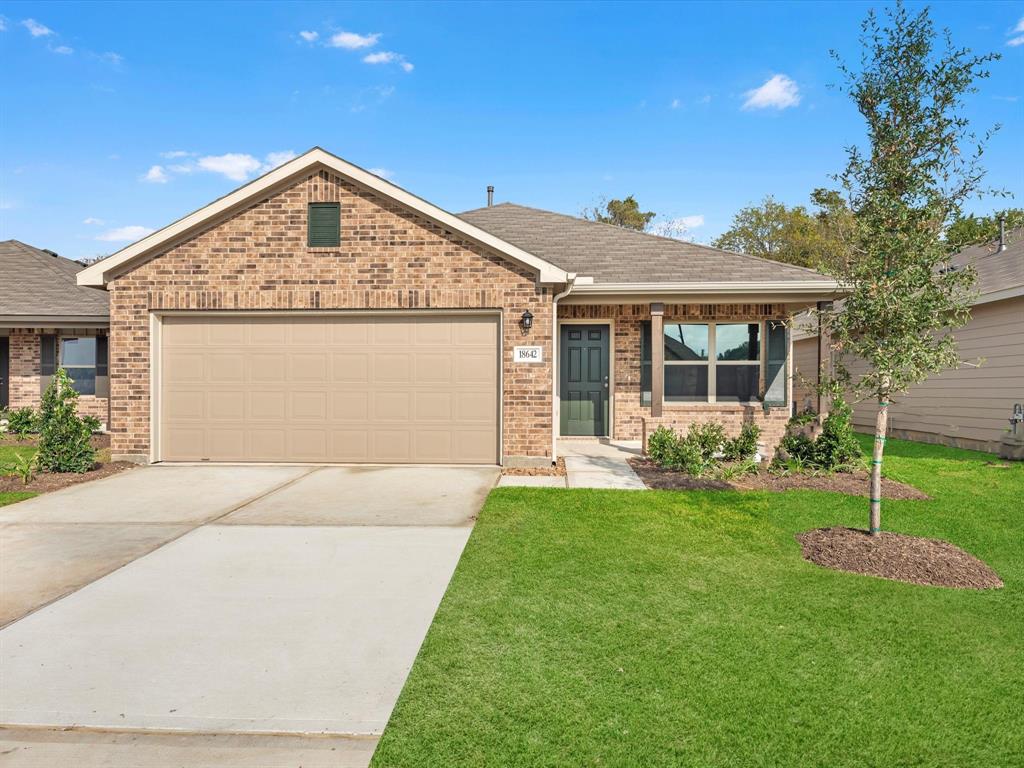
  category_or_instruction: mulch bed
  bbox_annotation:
[0,433,134,494]
[627,457,928,500]
[796,526,1003,589]
[503,457,567,477]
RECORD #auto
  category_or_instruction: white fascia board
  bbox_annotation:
[569,280,843,295]
[77,148,569,287]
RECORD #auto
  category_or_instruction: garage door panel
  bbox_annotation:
[161,315,498,464]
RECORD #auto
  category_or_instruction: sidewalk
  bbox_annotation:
[499,440,646,490]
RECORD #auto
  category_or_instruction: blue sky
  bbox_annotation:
[1,0,1021,261]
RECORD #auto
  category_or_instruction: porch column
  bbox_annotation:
[816,300,833,418]
[651,303,664,418]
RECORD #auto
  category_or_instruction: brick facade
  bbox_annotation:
[3,329,109,425]
[106,169,554,462]
[559,303,791,456]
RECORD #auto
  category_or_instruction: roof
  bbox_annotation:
[77,148,569,287]
[949,226,1024,303]
[458,203,839,293]
[0,240,109,322]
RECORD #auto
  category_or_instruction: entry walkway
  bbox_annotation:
[499,440,646,490]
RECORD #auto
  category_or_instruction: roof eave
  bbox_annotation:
[563,280,844,304]
[77,148,569,287]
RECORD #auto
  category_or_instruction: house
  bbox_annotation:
[793,228,1024,453]
[76,147,839,466]
[0,240,110,426]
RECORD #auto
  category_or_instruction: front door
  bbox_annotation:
[560,324,609,436]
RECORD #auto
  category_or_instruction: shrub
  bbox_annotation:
[4,452,37,486]
[688,422,726,462]
[780,432,817,464]
[81,414,102,433]
[646,426,679,466]
[36,369,96,474]
[788,409,818,427]
[6,407,38,437]
[722,423,761,462]
[814,395,862,469]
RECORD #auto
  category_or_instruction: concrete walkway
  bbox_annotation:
[0,464,498,767]
[499,440,646,490]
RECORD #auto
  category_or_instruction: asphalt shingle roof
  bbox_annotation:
[948,227,1024,296]
[0,240,109,318]
[458,203,835,285]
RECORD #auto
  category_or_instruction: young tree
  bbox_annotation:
[819,1,1000,534]
[36,368,96,474]
[583,195,656,231]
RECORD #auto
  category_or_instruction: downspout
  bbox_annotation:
[551,273,577,464]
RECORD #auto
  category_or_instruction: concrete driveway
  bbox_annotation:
[0,463,497,766]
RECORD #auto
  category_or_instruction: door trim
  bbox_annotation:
[556,319,614,438]
[149,309,504,465]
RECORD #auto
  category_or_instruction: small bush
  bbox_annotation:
[36,369,96,474]
[814,396,862,469]
[646,426,679,466]
[688,422,726,462]
[6,407,38,437]
[4,452,37,485]
[781,432,817,464]
[788,409,818,427]
[722,423,761,462]
[81,414,102,433]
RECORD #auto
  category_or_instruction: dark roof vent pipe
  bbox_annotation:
[42,249,60,258]
[998,216,1007,252]
[487,185,494,207]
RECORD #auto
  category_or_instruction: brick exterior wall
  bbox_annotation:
[3,329,109,425]
[559,303,791,456]
[106,169,554,462]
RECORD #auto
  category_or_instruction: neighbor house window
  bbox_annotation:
[642,321,772,405]
[307,202,341,247]
[59,337,97,395]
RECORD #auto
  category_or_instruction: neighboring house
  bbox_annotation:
[76,147,839,466]
[793,228,1024,453]
[0,240,110,426]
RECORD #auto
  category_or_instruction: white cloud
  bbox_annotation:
[1014,16,1024,33]
[52,44,73,54]
[1008,35,1024,47]
[21,18,53,37]
[196,153,263,181]
[167,163,194,174]
[260,150,297,172]
[160,150,193,159]
[362,50,413,71]
[298,30,319,42]
[368,167,394,179]
[82,217,105,225]
[742,74,801,110]
[142,165,169,183]
[0,16,7,32]
[649,215,705,240]
[96,225,154,242]
[670,98,681,109]
[328,30,380,49]
[100,51,123,64]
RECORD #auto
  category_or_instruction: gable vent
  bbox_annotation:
[307,202,341,247]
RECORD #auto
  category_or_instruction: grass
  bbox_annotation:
[0,491,36,507]
[373,436,1023,767]
[0,444,39,505]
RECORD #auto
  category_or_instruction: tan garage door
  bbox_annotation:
[159,314,499,464]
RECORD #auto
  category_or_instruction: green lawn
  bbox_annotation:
[0,444,39,506]
[373,437,1023,767]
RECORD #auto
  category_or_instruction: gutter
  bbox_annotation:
[550,273,577,464]
[567,280,843,295]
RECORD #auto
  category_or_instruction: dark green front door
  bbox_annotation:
[560,324,609,436]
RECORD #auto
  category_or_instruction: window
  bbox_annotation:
[642,321,777,405]
[307,202,341,247]
[60,337,97,395]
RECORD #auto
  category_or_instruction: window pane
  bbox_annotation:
[64,367,97,396]
[641,321,652,363]
[765,321,787,405]
[665,366,709,402]
[664,324,708,361]
[716,323,760,361]
[716,364,760,402]
[60,337,97,366]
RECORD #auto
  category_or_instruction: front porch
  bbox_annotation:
[555,303,794,457]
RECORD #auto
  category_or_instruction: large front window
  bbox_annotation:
[642,321,777,405]
[59,337,97,395]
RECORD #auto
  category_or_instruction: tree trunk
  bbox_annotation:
[869,396,889,535]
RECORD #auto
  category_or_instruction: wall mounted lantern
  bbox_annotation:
[520,310,534,332]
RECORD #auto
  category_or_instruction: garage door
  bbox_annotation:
[159,314,499,464]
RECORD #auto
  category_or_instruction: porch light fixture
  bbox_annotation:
[520,310,534,332]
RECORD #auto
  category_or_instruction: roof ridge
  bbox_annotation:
[10,240,86,285]
[459,202,834,280]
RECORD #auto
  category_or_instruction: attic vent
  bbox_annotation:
[42,249,60,258]
[307,203,340,247]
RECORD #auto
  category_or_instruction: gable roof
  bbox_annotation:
[948,226,1024,303]
[0,240,109,322]
[458,203,839,295]
[77,148,570,287]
